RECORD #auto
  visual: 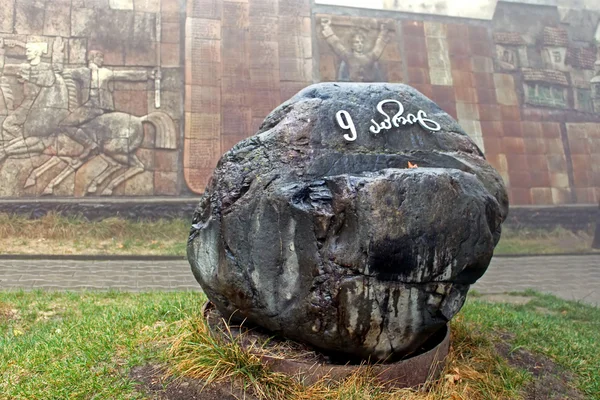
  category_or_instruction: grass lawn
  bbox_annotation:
[0,290,598,399]
[0,213,597,256]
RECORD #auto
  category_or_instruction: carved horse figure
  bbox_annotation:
[0,74,177,195]
[23,110,176,196]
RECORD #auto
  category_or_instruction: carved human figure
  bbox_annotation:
[0,41,69,152]
[320,18,392,82]
[60,50,154,158]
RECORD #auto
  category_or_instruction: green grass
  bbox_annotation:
[462,290,600,399]
[494,226,596,255]
[0,290,204,399]
[1,290,598,399]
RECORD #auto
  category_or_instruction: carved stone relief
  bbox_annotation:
[493,21,599,113]
[0,36,177,196]
[318,16,394,82]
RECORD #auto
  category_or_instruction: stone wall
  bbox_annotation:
[0,0,185,197]
[0,0,598,207]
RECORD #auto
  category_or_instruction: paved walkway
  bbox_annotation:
[0,255,598,305]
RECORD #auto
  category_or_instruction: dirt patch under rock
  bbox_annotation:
[495,338,584,400]
[130,364,258,400]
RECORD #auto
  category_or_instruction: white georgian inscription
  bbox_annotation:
[335,99,441,142]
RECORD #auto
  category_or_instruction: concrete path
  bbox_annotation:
[0,255,598,306]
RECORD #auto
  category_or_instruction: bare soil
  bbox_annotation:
[495,334,585,400]
[130,364,257,400]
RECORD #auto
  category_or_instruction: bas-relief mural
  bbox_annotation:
[320,17,393,82]
[317,15,397,83]
[0,38,177,197]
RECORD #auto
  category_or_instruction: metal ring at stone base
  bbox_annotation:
[201,301,450,389]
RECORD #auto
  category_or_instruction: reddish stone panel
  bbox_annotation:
[446,23,469,43]
[184,167,213,193]
[280,81,309,102]
[189,86,220,114]
[447,39,470,57]
[279,0,310,17]
[569,138,590,155]
[500,105,521,122]
[113,90,149,116]
[480,121,504,138]
[250,90,282,117]
[530,171,552,187]
[402,20,425,37]
[185,112,220,140]
[521,122,543,139]
[250,67,281,91]
[161,43,181,67]
[431,85,456,104]
[188,0,222,19]
[221,76,251,106]
[455,86,478,103]
[470,40,493,57]
[476,88,497,104]
[249,0,278,17]
[451,70,475,88]
[249,40,280,69]
[483,136,503,154]
[530,187,553,204]
[404,51,429,69]
[190,62,221,87]
[502,121,523,137]
[155,150,179,172]
[319,54,337,82]
[503,137,525,154]
[479,104,502,121]
[468,25,489,42]
[473,72,495,89]
[506,153,528,172]
[249,16,279,42]
[412,84,433,99]
[162,21,181,44]
[222,107,252,136]
[524,138,547,155]
[154,171,179,195]
[221,136,241,154]
[407,68,430,84]
[541,122,562,139]
[511,188,533,205]
[450,56,472,72]
[386,62,403,83]
[438,102,458,120]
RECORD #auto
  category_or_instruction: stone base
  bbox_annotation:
[202,301,450,389]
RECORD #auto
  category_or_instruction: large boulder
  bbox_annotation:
[188,83,509,362]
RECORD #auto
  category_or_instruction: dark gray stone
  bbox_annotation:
[188,82,509,362]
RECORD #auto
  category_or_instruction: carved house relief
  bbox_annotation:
[541,27,569,71]
[493,32,528,71]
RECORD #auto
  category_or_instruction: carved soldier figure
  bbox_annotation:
[0,41,69,149]
[320,18,392,82]
[60,50,154,158]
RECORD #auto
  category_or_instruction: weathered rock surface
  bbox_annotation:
[188,82,509,362]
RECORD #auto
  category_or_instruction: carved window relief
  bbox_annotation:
[576,88,593,112]
[525,83,568,108]
[552,51,562,63]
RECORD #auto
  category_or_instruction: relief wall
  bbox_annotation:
[0,0,597,205]
[313,2,600,205]
[0,0,184,197]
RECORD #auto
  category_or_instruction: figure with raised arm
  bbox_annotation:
[320,18,392,82]
[60,50,154,158]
